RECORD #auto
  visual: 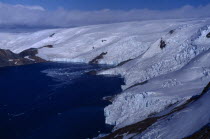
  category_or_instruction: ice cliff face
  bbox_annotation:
[0,18,210,138]
[101,82,210,139]
[136,86,210,139]
[101,20,210,138]
[105,49,210,130]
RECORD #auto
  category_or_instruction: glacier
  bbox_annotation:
[1,18,210,139]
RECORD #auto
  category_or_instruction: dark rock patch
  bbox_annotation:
[101,117,158,139]
[86,70,98,75]
[0,49,21,67]
[160,39,166,49]
[11,58,36,66]
[40,45,53,49]
[19,48,38,57]
[49,33,55,37]
[125,80,148,91]
[0,49,20,59]
[184,124,210,139]
[87,58,133,75]
[0,47,48,67]
[89,52,107,64]
[28,56,46,63]
[19,45,53,58]
[102,40,107,42]
[169,30,175,35]
[86,67,111,75]
[18,48,46,63]
[0,49,33,67]
[206,32,210,38]
[116,59,133,67]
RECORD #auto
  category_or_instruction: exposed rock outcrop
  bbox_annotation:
[89,52,107,64]
[19,48,38,57]
[49,33,55,37]
[207,32,210,38]
[169,29,175,34]
[0,47,47,67]
[125,80,148,91]
[184,124,210,139]
[0,49,21,67]
[160,39,166,49]
[116,59,133,67]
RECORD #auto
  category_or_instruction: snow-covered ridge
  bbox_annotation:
[0,19,207,65]
[100,21,210,90]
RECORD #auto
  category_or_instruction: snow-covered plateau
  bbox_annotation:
[1,18,210,139]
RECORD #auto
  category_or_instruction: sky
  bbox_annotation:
[0,0,210,28]
[1,0,210,10]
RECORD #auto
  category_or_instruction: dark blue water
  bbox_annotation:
[0,63,124,139]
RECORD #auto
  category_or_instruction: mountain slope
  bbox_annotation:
[101,82,210,139]
[104,48,210,129]
[0,18,210,139]
[0,19,206,65]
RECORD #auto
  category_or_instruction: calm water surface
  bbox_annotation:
[0,63,124,139]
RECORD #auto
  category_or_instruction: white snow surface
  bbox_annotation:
[105,49,210,129]
[0,18,210,138]
[101,18,210,131]
[133,89,210,139]
[100,20,210,90]
[0,19,207,66]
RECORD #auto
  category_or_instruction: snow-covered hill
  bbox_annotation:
[0,18,210,139]
[0,19,207,64]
